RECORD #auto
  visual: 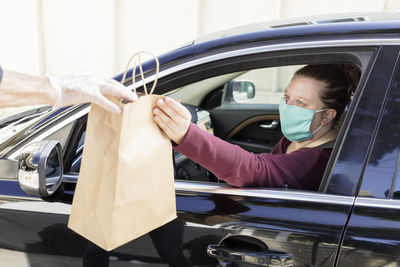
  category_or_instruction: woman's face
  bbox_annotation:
[283,75,328,132]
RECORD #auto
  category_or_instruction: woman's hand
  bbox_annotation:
[153,97,192,144]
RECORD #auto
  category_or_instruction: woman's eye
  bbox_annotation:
[297,100,304,106]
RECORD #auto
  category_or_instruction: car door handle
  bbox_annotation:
[207,244,293,267]
[259,120,279,130]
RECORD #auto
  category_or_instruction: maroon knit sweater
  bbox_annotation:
[174,123,332,191]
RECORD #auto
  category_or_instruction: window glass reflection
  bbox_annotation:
[360,65,400,198]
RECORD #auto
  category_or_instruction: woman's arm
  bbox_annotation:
[174,123,329,190]
[153,97,329,190]
[174,122,269,187]
[152,96,277,186]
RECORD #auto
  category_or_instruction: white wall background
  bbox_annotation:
[0,0,399,77]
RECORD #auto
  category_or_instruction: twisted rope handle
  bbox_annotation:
[121,51,160,95]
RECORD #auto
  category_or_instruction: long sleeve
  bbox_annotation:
[174,123,331,191]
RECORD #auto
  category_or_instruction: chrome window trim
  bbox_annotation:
[175,180,354,205]
[62,173,80,183]
[355,197,400,209]
[29,173,354,205]
[0,195,41,201]
[8,107,91,159]
[0,199,71,215]
[126,38,399,90]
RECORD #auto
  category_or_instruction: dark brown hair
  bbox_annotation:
[294,64,360,123]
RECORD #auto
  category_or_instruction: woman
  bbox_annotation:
[153,64,359,191]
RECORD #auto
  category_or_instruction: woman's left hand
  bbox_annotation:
[153,97,192,144]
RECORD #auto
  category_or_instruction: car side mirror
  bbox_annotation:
[18,140,63,197]
[224,81,256,103]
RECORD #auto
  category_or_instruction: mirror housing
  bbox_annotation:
[224,81,256,103]
[18,140,63,197]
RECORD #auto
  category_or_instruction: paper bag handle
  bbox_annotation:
[121,51,160,95]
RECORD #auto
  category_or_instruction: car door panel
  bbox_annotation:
[226,115,281,153]
[337,199,400,266]
[174,183,354,267]
[0,179,352,267]
[0,197,89,267]
[210,104,282,153]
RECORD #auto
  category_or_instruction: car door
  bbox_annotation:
[336,46,400,267]
[0,109,88,267]
[160,44,393,267]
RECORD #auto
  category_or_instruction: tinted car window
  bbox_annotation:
[8,120,76,161]
[359,59,400,198]
[70,131,85,172]
[389,70,400,200]
[48,121,75,153]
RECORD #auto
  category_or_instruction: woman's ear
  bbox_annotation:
[321,109,337,126]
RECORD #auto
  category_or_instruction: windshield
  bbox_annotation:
[0,107,53,144]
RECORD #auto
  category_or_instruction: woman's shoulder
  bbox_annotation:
[271,136,291,154]
[294,143,333,161]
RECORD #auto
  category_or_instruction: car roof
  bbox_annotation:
[114,11,400,82]
[195,11,400,43]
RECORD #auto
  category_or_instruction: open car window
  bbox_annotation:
[161,48,374,195]
[65,47,375,196]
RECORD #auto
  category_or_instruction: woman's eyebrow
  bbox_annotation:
[296,96,311,103]
[283,89,310,103]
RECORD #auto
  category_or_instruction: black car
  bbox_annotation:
[1,12,400,267]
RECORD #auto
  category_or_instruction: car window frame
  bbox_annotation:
[5,106,90,160]
[146,45,376,196]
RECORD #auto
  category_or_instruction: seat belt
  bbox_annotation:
[315,139,336,150]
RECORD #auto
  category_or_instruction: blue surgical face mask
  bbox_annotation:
[279,98,328,142]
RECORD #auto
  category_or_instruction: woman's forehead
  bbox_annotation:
[285,76,325,102]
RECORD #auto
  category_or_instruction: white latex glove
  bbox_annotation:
[46,72,138,113]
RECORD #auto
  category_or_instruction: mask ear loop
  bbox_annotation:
[315,107,329,113]
[309,108,329,140]
[121,51,160,96]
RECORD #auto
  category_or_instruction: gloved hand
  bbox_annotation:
[46,72,138,113]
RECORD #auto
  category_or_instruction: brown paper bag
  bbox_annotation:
[68,52,176,251]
